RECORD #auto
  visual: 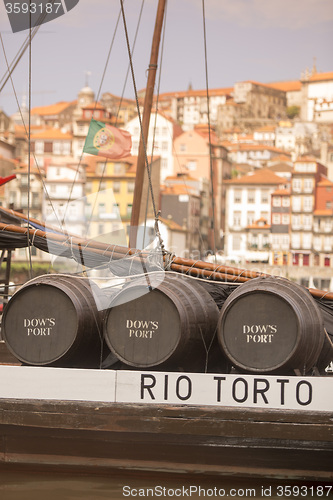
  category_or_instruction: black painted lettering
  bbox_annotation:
[140,374,156,400]
[175,376,192,401]
[277,379,289,405]
[253,378,270,404]
[164,374,168,401]
[296,381,312,406]
[232,378,248,403]
[214,376,226,402]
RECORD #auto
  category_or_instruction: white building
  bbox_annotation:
[224,169,287,262]
[158,87,232,131]
[301,71,333,122]
[125,112,183,182]
[43,161,87,237]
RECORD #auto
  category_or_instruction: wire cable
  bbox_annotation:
[202,0,217,260]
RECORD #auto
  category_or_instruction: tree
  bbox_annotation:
[286,105,300,119]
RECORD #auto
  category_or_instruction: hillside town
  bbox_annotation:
[1,65,333,286]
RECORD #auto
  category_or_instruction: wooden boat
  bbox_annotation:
[0,0,332,484]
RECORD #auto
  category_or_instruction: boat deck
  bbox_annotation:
[0,398,332,481]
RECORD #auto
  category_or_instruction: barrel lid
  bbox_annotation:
[2,283,79,365]
[104,285,181,367]
[219,290,299,371]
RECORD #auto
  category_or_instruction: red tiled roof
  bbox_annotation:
[227,143,290,154]
[313,209,333,216]
[30,128,73,140]
[225,168,286,185]
[317,177,333,187]
[308,71,333,83]
[159,87,233,99]
[31,101,75,116]
[267,80,301,92]
[272,189,291,196]
[159,217,185,231]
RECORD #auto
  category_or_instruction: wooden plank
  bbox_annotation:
[0,422,332,480]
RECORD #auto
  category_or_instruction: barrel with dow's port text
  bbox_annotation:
[2,274,110,368]
[217,276,326,375]
[103,274,230,372]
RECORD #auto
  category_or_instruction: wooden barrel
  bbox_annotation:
[103,274,228,371]
[217,276,325,374]
[2,274,109,368]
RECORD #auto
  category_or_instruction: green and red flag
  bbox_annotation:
[0,174,16,187]
[83,119,132,160]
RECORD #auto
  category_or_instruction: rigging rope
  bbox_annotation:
[84,0,145,241]
[120,0,165,254]
[202,0,217,260]
[27,3,33,277]
[61,2,126,230]
[0,34,63,235]
[142,0,168,249]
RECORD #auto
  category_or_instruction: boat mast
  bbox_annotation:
[129,0,167,248]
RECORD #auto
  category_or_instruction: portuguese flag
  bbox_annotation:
[83,119,132,160]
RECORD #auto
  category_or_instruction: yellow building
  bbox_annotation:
[85,156,137,245]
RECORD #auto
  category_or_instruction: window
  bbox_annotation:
[98,203,106,215]
[282,196,290,207]
[324,236,331,251]
[292,178,301,192]
[113,182,120,193]
[233,212,241,227]
[35,141,44,154]
[303,214,312,230]
[247,190,255,203]
[272,234,280,248]
[21,192,28,208]
[63,142,71,155]
[282,214,290,225]
[292,215,301,229]
[313,236,321,251]
[272,214,280,224]
[261,190,269,204]
[303,233,312,249]
[32,192,40,208]
[9,191,16,204]
[53,142,61,155]
[325,219,331,232]
[282,235,289,248]
[292,196,301,211]
[187,160,197,171]
[234,190,242,203]
[247,212,255,225]
[162,141,168,152]
[114,163,122,174]
[180,143,186,152]
[304,178,313,193]
[326,201,332,209]
[291,233,300,249]
[126,204,133,217]
[127,182,135,193]
[272,196,281,207]
[303,196,313,212]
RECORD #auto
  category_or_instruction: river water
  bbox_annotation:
[0,470,331,500]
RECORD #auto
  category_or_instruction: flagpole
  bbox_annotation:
[129,0,166,248]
